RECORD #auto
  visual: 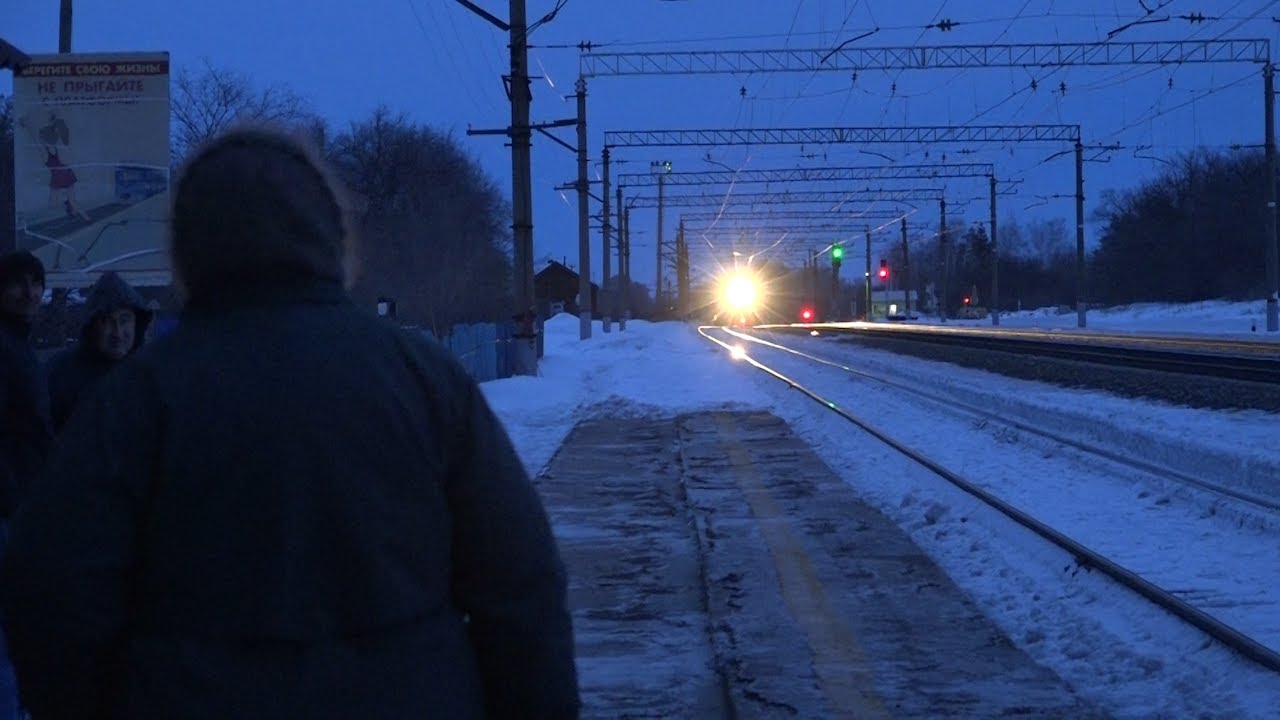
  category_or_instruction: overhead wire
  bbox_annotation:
[934,3,1266,221]
[416,0,495,115]
[623,1,1274,270]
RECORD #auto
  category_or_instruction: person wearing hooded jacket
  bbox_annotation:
[0,250,50,720]
[0,251,50,521]
[46,272,153,432]
[0,127,580,720]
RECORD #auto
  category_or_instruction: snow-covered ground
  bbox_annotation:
[937,298,1280,339]
[480,314,1280,719]
[728,328,1280,658]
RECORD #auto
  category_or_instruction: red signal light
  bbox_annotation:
[963,296,971,305]
[801,308,814,321]
[878,267,888,279]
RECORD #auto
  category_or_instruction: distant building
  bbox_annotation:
[870,289,919,319]
[534,260,598,318]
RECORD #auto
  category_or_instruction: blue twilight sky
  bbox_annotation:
[4,0,1278,291]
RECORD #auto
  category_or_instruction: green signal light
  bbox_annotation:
[831,245,844,260]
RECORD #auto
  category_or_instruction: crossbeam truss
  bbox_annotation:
[681,210,910,223]
[605,125,1079,148]
[688,225,907,234]
[586,38,1278,330]
[581,39,1270,77]
[618,162,998,188]
[629,187,943,209]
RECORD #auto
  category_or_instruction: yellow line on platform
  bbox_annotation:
[715,414,892,720]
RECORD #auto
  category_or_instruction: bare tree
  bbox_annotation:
[1023,217,1072,270]
[327,106,513,333]
[170,59,314,162]
[0,95,13,253]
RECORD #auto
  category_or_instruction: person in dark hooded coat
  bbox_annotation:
[0,250,51,720]
[0,251,51,519]
[0,128,580,720]
[46,272,153,432]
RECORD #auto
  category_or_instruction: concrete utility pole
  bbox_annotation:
[575,77,591,340]
[601,147,612,333]
[803,245,814,313]
[1075,142,1087,329]
[990,174,1000,326]
[508,0,534,322]
[677,220,689,319]
[939,197,949,323]
[655,166,665,316]
[457,0,545,372]
[623,206,632,326]
[59,0,73,52]
[901,217,911,317]
[809,249,818,317]
[463,0,573,368]
[864,227,872,322]
[617,186,627,330]
[509,0,535,331]
[1266,63,1280,332]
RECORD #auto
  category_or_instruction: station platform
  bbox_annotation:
[536,410,1104,719]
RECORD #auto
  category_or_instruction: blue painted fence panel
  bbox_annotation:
[420,322,515,383]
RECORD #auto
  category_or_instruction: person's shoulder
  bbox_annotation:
[383,321,470,377]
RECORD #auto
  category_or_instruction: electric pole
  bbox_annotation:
[654,163,667,317]
[990,174,999,326]
[509,0,533,320]
[575,77,591,340]
[59,0,72,52]
[601,147,612,333]
[901,217,911,317]
[811,248,819,318]
[940,197,949,323]
[458,0,574,370]
[864,227,872,322]
[617,186,627,330]
[677,220,689,320]
[623,206,632,326]
[1266,63,1279,332]
[1075,141,1087,329]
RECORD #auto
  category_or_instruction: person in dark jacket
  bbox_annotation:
[0,251,50,520]
[47,271,153,432]
[0,250,51,720]
[1,128,580,720]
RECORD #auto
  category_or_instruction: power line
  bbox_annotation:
[416,0,492,115]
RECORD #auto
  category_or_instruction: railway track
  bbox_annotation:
[723,326,1280,513]
[699,325,1280,675]
[758,322,1280,385]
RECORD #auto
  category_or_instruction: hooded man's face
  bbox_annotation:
[0,274,44,321]
[92,307,136,360]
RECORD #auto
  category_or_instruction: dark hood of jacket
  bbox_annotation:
[46,273,155,432]
[79,271,153,350]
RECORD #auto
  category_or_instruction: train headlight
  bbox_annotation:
[722,274,758,310]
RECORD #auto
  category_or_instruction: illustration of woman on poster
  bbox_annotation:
[18,110,91,221]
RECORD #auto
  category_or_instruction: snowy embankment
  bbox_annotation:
[939,298,1280,339]
[480,314,1280,719]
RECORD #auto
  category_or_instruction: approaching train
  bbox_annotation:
[708,270,817,327]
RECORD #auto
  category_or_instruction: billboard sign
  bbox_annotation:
[11,51,170,287]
